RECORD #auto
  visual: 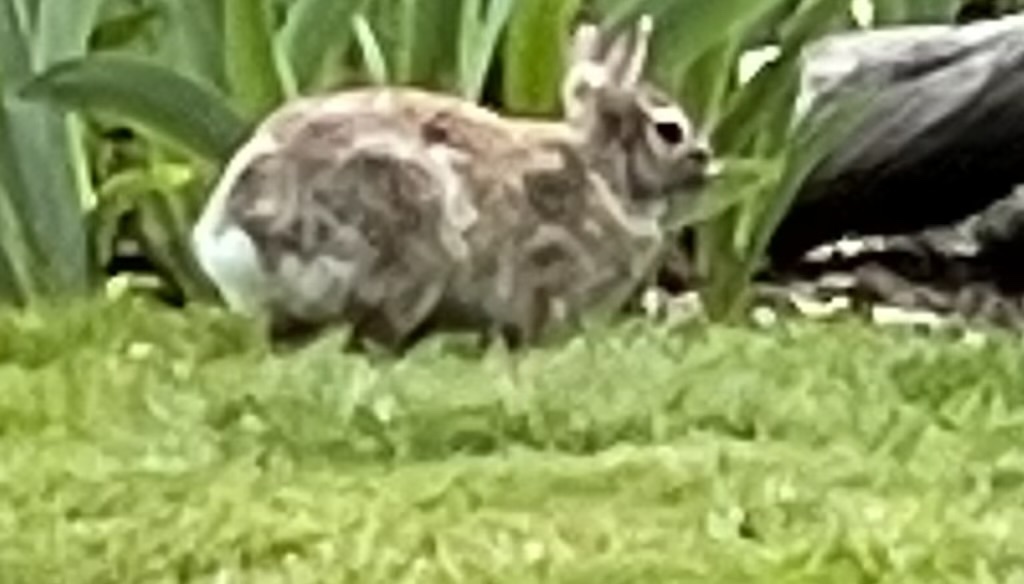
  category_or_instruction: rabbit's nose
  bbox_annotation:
[685,145,711,168]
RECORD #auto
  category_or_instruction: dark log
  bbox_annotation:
[769,14,1024,265]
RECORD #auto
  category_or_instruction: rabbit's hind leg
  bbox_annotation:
[224,149,456,350]
[311,149,464,349]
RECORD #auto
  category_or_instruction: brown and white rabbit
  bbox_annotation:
[191,15,711,348]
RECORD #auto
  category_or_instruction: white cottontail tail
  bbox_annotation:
[192,15,711,349]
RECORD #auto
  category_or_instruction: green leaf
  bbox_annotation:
[373,0,463,90]
[679,0,857,321]
[874,0,960,24]
[457,0,516,101]
[35,0,105,66]
[92,163,217,302]
[225,0,285,118]
[134,183,218,301]
[502,0,581,115]
[741,95,873,268]
[278,0,367,92]
[0,0,33,87]
[21,55,250,163]
[672,38,741,129]
[0,0,103,300]
[776,0,851,46]
[352,13,390,85]
[589,0,651,26]
[663,158,776,232]
[651,0,791,76]
[154,0,228,91]
[89,5,161,51]
[391,0,419,84]
[710,43,804,158]
[0,181,36,302]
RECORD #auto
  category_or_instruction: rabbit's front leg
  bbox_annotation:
[489,226,603,343]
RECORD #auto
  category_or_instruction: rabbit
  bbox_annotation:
[191,14,712,349]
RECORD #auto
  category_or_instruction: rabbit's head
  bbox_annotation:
[562,15,711,205]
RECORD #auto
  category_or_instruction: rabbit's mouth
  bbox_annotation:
[628,153,712,205]
[683,163,715,189]
[669,141,714,190]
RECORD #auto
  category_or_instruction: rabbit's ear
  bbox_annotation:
[562,21,607,122]
[570,21,601,65]
[602,14,652,89]
[561,15,653,123]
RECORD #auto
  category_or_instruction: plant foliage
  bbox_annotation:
[0,0,1001,319]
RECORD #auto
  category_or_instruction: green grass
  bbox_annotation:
[2,300,1024,582]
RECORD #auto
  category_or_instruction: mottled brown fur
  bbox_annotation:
[196,16,711,349]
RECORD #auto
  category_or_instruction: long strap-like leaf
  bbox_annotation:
[458,0,516,101]
[503,0,581,115]
[225,0,285,118]
[0,0,104,299]
[22,55,250,164]
[278,0,368,92]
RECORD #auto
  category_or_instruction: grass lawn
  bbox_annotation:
[1,298,1023,582]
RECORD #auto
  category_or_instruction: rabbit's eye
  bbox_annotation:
[653,121,685,145]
